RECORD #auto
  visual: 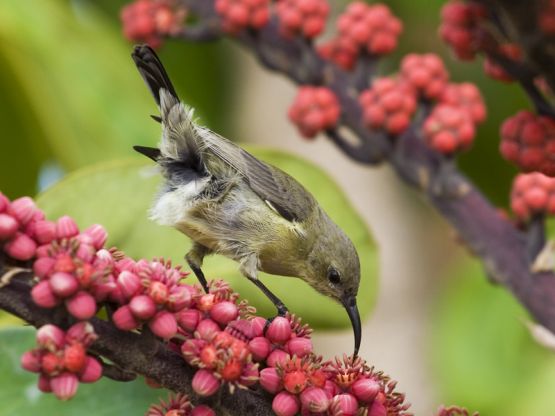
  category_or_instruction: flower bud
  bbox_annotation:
[41,352,62,375]
[79,356,102,383]
[284,370,308,394]
[33,257,55,279]
[0,192,8,212]
[0,213,18,240]
[56,216,79,239]
[196,319,220,341]
[250,316,267,337]
[129,295,157,320]
[368,399,387,416]
[76,243,95,263]
[240,362,259,387]
[117,270,141,299]
[272,391,300,416]
[266,348,290,368]
[149,311,178,339]
[192,369,220,397]
[66,291,97,320]
[66,322,97,346]
[50,372,79,401]
[286,336,312,358]
[113,305,140,330]
[34,220,56,244]
[351,377,380,403]
[4,232,37,260]
[31,281,59,308]
[266,317,291,344]
[331,393,358,415]
[9,197,36,225]
[167,285,192,311]
[148,281,168,304]
[300,386,330,413]
[21,350,42,373]
[210,301,238,325]
[63,343,87,373]
[37,324,65,350]
[83,224,107,249]
[49,272,79,298]
[248,336,271,361]
[176,309,201,332]
[260,367,283,393]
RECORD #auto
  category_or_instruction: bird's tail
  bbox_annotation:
[132,45,203,167]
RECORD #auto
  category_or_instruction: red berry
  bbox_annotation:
[400,53,449,100]
[276,0,329,39]
[215,0,270,34]
[423,104,476,155]
[289,87,340,139]
[510,172,555,221]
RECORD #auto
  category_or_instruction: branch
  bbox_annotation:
[177,0,555,334]
[0,268,274,416]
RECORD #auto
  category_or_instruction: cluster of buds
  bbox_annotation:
[500,110,555,175]
[288,87,341,138]
[121,0,186,48]
[276,0,330,39]
[483,44,522,83]
[400,53,449,101]
[359,77,417,135]
[417,78,485,155]
[318,1,402,70]
[336,2,402,57]
[439,0,486,60]
[20,323,102,400]
[0,194,45,261]
[510,172,555,221]
[147,393,215,416]
[112,258,194,339]
[3,192,411,414]
[30,218,112,320]
[215,0,270,34]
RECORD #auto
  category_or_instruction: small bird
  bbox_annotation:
[131,45,362,355]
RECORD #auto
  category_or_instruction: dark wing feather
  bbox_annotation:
[239,150,314,222]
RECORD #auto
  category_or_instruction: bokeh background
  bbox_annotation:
[1,0,554,414]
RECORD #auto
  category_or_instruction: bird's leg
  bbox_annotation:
[185,243,211,293]
[240,254,288,317]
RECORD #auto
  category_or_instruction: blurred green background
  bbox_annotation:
[0,0,553,415]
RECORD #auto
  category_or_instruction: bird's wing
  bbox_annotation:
[194,126,314,222]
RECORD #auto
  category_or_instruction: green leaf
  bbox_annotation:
[0,326,162,415]
[432,259,552,415]
[36,149,378,329]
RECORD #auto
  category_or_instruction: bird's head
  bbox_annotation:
[304,211,361,355]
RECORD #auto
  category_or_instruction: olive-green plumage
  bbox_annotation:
[132,45,362,354]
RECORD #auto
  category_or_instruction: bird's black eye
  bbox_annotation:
[327,268,341,284]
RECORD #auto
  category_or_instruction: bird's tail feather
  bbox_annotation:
[132,44,203,169]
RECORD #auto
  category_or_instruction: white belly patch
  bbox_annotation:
[149,177,210,226]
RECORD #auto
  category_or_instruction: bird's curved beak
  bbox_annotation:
[341,295,361,356]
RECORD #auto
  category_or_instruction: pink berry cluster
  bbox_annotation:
[2,192,411,414]
[288,86,341,138]
[20,323,102,401]
[215,0,270,34]
[111,258,194,339]
[263,354,411,416]
[0,194,46,261]
[421,81,486,155]
[319,2,402,71]
[121,0,186,48]
[276,0,330,39]
[336,2,403,57]
[439,0,486,60]
[510,172,555,221]
[30,218,113,320]
[147,393,215,416]
[500,110,555,175]
[359,77,417,136]
[400,53,449,101]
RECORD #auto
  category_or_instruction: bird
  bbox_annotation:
[131,45,362,355]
